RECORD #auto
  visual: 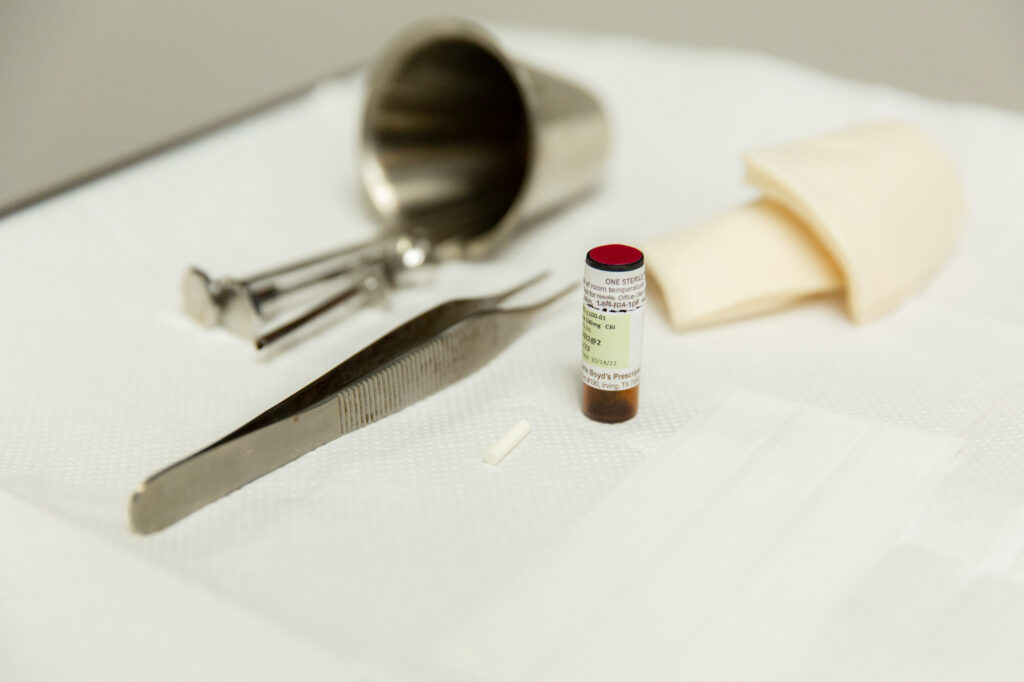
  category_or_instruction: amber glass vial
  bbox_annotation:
[581,244,645,423]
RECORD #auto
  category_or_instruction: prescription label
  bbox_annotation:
[582,263,645,391]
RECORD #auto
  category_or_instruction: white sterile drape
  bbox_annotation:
[2,25,1024,681]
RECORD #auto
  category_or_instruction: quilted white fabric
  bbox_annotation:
[3,24,1024,680]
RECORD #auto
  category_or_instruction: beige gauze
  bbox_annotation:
[644,121,965,329]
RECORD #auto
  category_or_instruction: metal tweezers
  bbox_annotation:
[130,273,572,534]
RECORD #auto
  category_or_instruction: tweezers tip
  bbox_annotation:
[128,481,166,535]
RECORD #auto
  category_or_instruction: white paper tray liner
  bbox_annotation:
[441,390,960,681]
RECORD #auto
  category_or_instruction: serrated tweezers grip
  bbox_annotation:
[337,309,529,431]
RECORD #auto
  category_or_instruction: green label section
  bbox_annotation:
[582,306,631,369]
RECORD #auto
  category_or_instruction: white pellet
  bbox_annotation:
[484,420,531,465]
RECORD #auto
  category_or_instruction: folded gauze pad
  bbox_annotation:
[643,200,843,329]
[645,121,965,329]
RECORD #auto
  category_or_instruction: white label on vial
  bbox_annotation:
[582,262,645,391]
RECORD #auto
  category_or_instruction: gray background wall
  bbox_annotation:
[2,0,1022,215]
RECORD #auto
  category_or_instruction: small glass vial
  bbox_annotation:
[581,244,645,423]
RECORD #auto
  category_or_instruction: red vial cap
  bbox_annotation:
[586,244,644,271]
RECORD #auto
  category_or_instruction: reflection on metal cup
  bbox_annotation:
[361,17,611,260]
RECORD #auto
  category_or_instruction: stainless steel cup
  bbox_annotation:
[360,17,611,260]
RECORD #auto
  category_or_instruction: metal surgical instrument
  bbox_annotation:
[132,273,572,534]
